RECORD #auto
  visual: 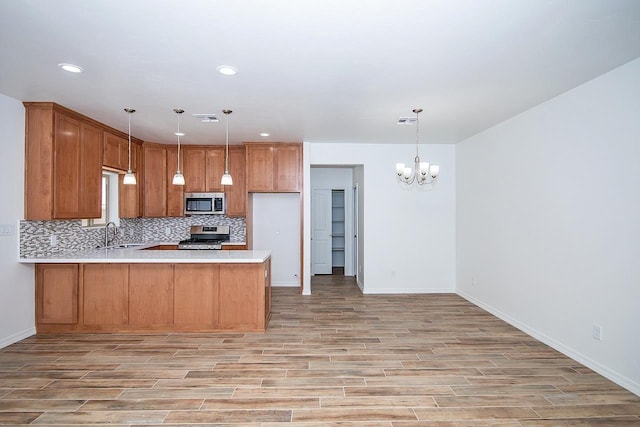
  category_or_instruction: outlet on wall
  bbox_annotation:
[50,234,57,247]
[592,324,603,341]
[165,227,171,237]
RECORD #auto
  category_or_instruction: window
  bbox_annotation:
[83,171,119,227]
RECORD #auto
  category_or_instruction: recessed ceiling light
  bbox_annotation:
[260,133,270,137]
[58,63,84,73]
[217,65,238,76]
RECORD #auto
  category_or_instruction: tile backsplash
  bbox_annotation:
[20,216,245,257]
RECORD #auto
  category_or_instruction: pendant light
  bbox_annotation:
[122,108,137,185]
[220,109,233,186]
[172,108,185,186]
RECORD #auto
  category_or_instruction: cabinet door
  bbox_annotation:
[218,264,261,329]
[183,148,206,192]
[225,146,246,217]
[246,145,274,192]
[83,264,129,326]
[174,264,219,327]
[53,114,102,219]
[103,131,128,170]
[166,148,184,217]
[78,122,103,218]
[129,264,174,326]
[143,144,168,217]
[119,173,140,218]
[274,145,302,192]
[205,147,225,192]
[36,264,78,324]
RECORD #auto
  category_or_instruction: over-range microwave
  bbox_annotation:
[184,192,225,215]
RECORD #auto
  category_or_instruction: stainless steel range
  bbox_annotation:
[178,225,231,250]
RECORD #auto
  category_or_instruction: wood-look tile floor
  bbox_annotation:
[1,275,639,426]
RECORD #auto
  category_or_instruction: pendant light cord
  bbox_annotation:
[127,113,132,171]
[225,113,229,172]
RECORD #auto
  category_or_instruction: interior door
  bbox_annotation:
[311,189,332,275]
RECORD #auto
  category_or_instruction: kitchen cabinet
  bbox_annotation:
[103,130,140,172]
[143,143,167,217]
[183,147,225,193]
[119,142,143,218]
[225,146,246,217]
[245,143,302,192]
[166,148,184,216]
[33,259,271,333]
[129,264,174,327]
[83,264,128,326]
[36,264,78,325]
[103,131,128,170]
[24,103,103,220]
[174,264,219,327]
[143,143,183,217]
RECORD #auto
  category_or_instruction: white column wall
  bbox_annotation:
[456,58,640,395]
[0,93,35,348]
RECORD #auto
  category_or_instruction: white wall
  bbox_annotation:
[308,143,456,294]
[456,58,640,395]
[252,193,301,286]
[310,167,354,275]
[0,94,35,348]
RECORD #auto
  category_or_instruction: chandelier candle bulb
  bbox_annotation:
[420,162,430,176]
[403,167,412,179]
[395,163,405,175]
[430,165,440,178]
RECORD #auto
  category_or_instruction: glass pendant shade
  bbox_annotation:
[172,171,185,186]
[221,172,233,186]
[123,170,136,185]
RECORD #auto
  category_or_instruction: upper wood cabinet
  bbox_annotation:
[103,130,140,172]
[143,143,183,218]
[183,147,225,193]
[166,148,184,217]
[245,143,302,192]
[225,146,246,217]
[118,142,143,218]
[24,103,103,220]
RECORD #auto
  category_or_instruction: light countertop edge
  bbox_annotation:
[19,243,270,264]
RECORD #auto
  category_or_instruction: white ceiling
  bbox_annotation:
[1,0,639,146]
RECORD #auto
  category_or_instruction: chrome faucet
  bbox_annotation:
[104,221,117,248]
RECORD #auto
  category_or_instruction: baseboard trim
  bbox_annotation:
[457,290,640,397]
[0,327,35,349]
[272,281,300,287]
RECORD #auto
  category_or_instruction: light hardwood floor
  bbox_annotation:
[1,275,638,425]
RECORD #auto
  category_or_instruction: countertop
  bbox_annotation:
[19,242,270,264]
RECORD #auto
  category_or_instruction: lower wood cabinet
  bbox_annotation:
[34,261,270,333]
[174,264,219,327]
[83,264,128,326]
[36,264,78,325]
[129,264,174,327]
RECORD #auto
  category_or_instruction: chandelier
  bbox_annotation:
[395,108,439,185]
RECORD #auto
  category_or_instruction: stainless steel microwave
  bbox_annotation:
[184,192,225,215]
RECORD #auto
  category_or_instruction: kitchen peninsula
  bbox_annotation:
[20,246,271,334]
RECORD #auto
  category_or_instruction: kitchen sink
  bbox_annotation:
[105,243,147,249]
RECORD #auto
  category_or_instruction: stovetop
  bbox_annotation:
[178,238,225,250]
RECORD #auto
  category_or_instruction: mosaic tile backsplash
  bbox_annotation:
[20,216,245,257]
